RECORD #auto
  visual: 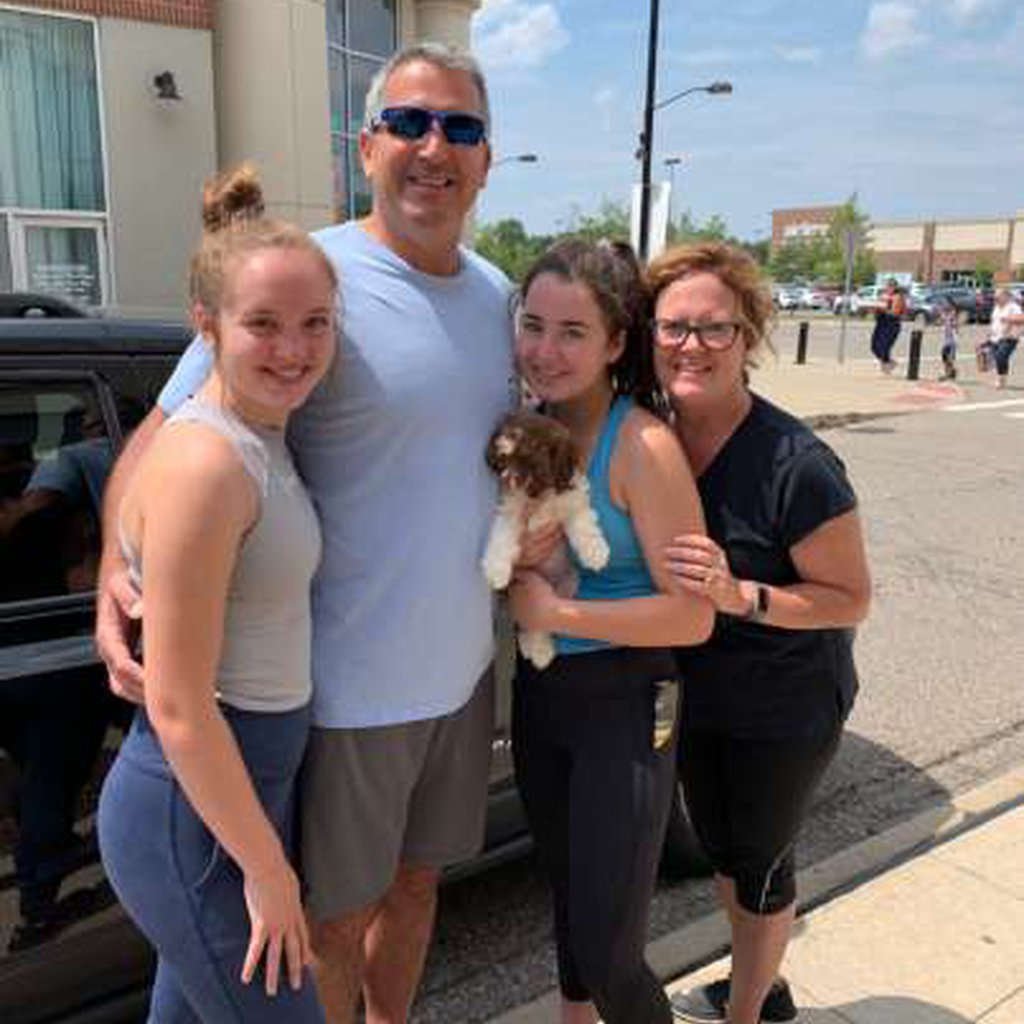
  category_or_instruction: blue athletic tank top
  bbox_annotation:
[555,396,656,656]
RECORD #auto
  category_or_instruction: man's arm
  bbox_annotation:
[95,406,166,701]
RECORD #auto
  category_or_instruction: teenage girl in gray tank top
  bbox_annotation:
[98,167,337,1023]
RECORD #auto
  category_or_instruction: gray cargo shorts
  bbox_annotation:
[299,667,494,923]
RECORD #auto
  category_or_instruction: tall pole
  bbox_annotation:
[637,0,661,262]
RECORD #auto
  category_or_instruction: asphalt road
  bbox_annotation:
[412,393,1024,1023]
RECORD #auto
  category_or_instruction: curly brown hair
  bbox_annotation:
[645,241,775,366]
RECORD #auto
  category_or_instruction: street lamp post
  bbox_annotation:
[635,0,732,261]
[493,153,539,168]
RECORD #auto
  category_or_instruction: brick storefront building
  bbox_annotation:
[772,204,1024,284]
[1,0,482,316]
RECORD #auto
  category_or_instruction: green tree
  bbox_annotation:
[473,218,550,282]
[768,195,874,285]
[562,199,631,242]
[973,258,995,287]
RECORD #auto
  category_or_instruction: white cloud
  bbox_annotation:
[674,47,746,67]
[946,0,996,23]
[472,1,570,71]
[774,45,823,64]
[860,2,928,60]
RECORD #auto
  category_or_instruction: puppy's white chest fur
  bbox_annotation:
[482,472,609,668]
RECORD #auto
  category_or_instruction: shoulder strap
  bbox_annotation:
[166,398,270,496]
[588,396,633,481]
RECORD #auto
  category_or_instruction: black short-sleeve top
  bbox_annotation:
[674,394,859,739]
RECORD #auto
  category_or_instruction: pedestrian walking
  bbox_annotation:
[938,299,958,380]
[647,242,872,1024]
[95,44,514,1024]
[97,166,337,1021]
[987,288,1024,388]
[869,279,905,374]
[508,239,713,1024]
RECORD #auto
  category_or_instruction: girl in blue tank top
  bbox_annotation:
[507,239,713,1024]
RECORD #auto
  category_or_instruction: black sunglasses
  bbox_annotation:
[371,106,488,146]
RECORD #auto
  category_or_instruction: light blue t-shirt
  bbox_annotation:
[158,222,515,726]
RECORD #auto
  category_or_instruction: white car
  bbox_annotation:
[833,285,883,316]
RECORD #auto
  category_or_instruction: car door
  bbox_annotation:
[0,352,174,1024]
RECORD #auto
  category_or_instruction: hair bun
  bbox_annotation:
[202,164,265,232]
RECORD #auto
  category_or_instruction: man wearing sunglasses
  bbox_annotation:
[96,43,514,1024]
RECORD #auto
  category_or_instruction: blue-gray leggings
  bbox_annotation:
[98,704,324,1024]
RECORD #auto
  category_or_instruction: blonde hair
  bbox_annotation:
[189,164,338,316]
[646,242,775,366]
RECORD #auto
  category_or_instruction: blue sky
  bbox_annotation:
[470,0,1024,241]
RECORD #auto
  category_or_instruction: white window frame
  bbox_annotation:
[0,5,112,305]
[4,210,110,307]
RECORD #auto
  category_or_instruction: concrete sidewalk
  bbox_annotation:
[491,768,1024,1024]
[666,799,1024,1023]
[747,352,985,424]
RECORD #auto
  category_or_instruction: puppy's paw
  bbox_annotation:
[519,630,555,669]
[576,533,610,571]
[482,553,512,590]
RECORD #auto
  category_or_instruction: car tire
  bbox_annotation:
[660,774,713,880]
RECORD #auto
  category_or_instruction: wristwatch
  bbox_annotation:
[742,583,770,623]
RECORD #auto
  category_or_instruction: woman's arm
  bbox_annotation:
[95,405,166,703]
[510,412,714,647]
[666,508,871,630]
[136,427,310,992]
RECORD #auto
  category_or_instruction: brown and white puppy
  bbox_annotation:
[482,410,609,668]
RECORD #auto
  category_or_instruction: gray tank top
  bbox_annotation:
[122,397,321,712]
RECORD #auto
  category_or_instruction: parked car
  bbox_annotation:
[0,317,706,1023]
[904,289,940,324]
[774,285,803,311]
[929,285,993,324]
[796,286,829,310]
[832,285,883,316]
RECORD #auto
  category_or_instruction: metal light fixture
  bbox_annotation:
[153,71,182,102]
[493,153,539,167]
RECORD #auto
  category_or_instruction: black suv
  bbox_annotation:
[0,316,705,1023]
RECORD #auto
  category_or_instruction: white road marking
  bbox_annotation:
[1005,412,1024,419]
[943,399,1024,413]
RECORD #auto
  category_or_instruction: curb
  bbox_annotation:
[488,764,1024,1023]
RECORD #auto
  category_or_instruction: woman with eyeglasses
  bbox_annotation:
[648,243,871,1024]
[507,239,714,1024]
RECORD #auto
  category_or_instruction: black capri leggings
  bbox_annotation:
[513,647,679,1024]
[679,727,841,916]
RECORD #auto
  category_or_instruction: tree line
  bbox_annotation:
[474,195,877,287]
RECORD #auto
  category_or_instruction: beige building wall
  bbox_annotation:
[98,18,216,316]
[415,0,480,46]
[868,222,925,252]
[214,0,333,231]
[933,220,1009,251]
[1011,213,1024,272]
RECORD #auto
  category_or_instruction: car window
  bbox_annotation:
[0,374,154,1022]
[0,381,114,603]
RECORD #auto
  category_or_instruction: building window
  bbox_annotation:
[0,8,108,305]
[326,0,397,221]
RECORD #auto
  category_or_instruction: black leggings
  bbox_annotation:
[679,728,841,915]
[870,312,902,363]
[513,647,679,1024]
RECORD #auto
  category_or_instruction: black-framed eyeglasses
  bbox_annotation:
[651,319,741,351]
[371,106,488,146]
